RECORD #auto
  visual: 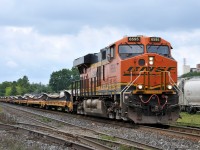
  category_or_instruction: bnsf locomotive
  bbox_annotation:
[72,36,180,124]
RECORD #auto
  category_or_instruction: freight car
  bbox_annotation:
[0,91,73,112]
[42,91,73,112]
[178,77,200,114]
[71,35,180,124]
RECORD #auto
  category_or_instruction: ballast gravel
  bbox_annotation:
[1,103,200,150]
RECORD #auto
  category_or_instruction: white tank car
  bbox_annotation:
[178,77,200,114]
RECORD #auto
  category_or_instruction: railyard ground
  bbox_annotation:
[0,104,200,149]
[0,106,41,150]
[0,105,68,150]
[0,104,200,127]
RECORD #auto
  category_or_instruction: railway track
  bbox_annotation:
[28,103,200,141]
[0,103,160,150]
[2,102,200,149]
[138,125,200,142]
[11,122,117,150]
[0,123,93,150]
[56,106,200,142]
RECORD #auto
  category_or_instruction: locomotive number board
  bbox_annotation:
[150,37,161,42]
[128,37,140,42]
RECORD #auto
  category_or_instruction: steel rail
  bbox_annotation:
[0,123,94,150]
[1,102,160,150]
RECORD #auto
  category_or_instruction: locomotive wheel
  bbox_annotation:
[45,105,49,110]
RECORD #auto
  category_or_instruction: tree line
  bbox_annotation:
[179,71,200,78]
[1,67,200,96]
[0,67,79,96]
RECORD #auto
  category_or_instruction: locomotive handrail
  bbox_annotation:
[120,72,133,107]
[120,71,182,108]
[120,71,144,107]
[166,71,183,95]
[167,71,184,107]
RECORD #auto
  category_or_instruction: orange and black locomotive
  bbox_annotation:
[72,35,180,124]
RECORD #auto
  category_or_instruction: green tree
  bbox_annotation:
[0,81,12,96]
[17,75,30,94]
[49,69,71,92]
[5,87,11,96]
[180,72,200,78]
[10,82,17,95]
[0,84,5,96]
[49,68,79,92]
[29,83,53,94]
[71,67,80,81]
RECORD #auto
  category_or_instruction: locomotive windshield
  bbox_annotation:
[119,44,144,60]
[147,45,170,57]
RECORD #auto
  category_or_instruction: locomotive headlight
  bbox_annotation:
[137,84,143,90]
[149,57,154,65]
[167,84,173,90]
[149,60,154,65]
[149,57,154,61]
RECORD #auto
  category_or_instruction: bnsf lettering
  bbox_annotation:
[128,66,133,71]
[155,67,166,72]
[139,67,156,72]
[167,67,176,71]
[123,66,176,76]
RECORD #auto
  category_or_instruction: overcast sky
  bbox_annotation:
[0,0,200,84]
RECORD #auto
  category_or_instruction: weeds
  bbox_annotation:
[119,145,138,150]
[99,134,116,141]
[176,112,200,127]
[0,112,17,124]
[0,133,41,150]
[39,117,52,123]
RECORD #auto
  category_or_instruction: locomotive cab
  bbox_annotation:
[117,36,180,123]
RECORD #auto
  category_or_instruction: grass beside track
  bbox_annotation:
[0,105,2,113]
[175,112,200,127]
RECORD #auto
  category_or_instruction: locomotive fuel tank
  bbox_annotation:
[83,99,107,117]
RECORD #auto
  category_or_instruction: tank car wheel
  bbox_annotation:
[186,107,189,113]
[191,108,197,114]
[187,107,197,114]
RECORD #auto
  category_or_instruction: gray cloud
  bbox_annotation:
[0,0,200,84]
[0,0,200,34]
